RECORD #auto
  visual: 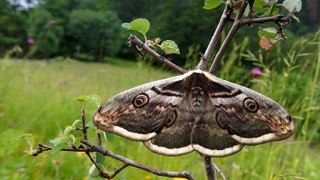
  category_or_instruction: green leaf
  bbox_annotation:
[102,132,108,142]
[121,18,150,34]
[75,94,101,107]
[88,164,100,177]
[258,27,278,39]
[49,135,76,155]
[84,95,101,108]
[271,6,280,16]
[253,0,267,14]
[74,95,87,102]
[64,126,74,136]
[121,22,131,30]
[50,142,69,155]
[160,40,180,55]
[154,38,161,44]
[283,0,302,12]
[50,136,70,147]
[96,152,105,165]
[72,119,82,128]
[293,15,300,23]
[68,134,76,144]
[22,133,35,154]
[204,0,223,9]
[86,120,96,128]
[75,94,101,121]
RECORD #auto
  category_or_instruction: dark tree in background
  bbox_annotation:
[26,8,63,58]
[67,9,122,61]
[0,0,318,60]
[0,0,27,56]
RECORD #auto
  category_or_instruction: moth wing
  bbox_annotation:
[144,110,194,156]
[191,112,243,157]
[207,75,294,145]
[93,74,188,141]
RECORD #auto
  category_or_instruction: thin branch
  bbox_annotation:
[128,35,187,74]
[209,0,248,74]
[85,150,111,178]
[212,162,227,180]
[239,14,293,25]
[97,132,102,146]
[203,156,216,180]
[32,107,194,179]
[81,140,194,180]
[108,163,130,179]
[81,108,87,140]
[32,143,86,156]
[197,6,232,70]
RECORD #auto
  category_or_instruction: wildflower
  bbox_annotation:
[27,38,35,45]
[250,67,262,77]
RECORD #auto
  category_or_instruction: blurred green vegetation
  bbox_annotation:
[0,0,319,63]
[0,30,319,179]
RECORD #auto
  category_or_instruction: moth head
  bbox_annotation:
[93,90,176,141]
[216,93,294,145]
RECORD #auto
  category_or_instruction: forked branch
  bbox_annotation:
[209,0,248,74]
[197,6,233,70]
[208,1,295,74]
[128,35,187,74]
[32,109,194,180]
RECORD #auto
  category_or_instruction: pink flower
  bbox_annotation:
[250,67,262,77]
[27,38,35,45]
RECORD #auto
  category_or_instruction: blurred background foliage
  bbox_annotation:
[0,0,319,62]
[0,0,319,179]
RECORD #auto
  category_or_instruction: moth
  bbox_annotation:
[93,70,294,157]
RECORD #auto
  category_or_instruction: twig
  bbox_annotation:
[197,6,232,70]
[108,163,129,179]
[239,14,293,25]
[85,150,110,178]
[81,140,194,180]
[209,0,248,74]
[81,108,87,140]
[32,108,194,180]
[97,132,102,146]
[32,143,86,156]
[128,35,187,74]
[203,156,217,180]
[212,162,227,180]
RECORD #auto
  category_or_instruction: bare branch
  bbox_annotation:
[32,143,86,156]
[209,1,295,74]
[81,108,88,140]
[212,162,227,180]
[203,156,217,180]
[85,150,111,178]
[108,163,130,179]
[33,112,194,180]
[209,0,248,74]
[128,35,187,74]
[239,14,293,25]
[81,140,194,180]
[197,6,232,70]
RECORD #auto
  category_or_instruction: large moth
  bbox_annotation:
[93,70,294,157]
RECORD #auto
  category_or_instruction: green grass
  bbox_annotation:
[0,31,319,180]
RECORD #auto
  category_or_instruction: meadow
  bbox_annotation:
[0,32,319,179]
